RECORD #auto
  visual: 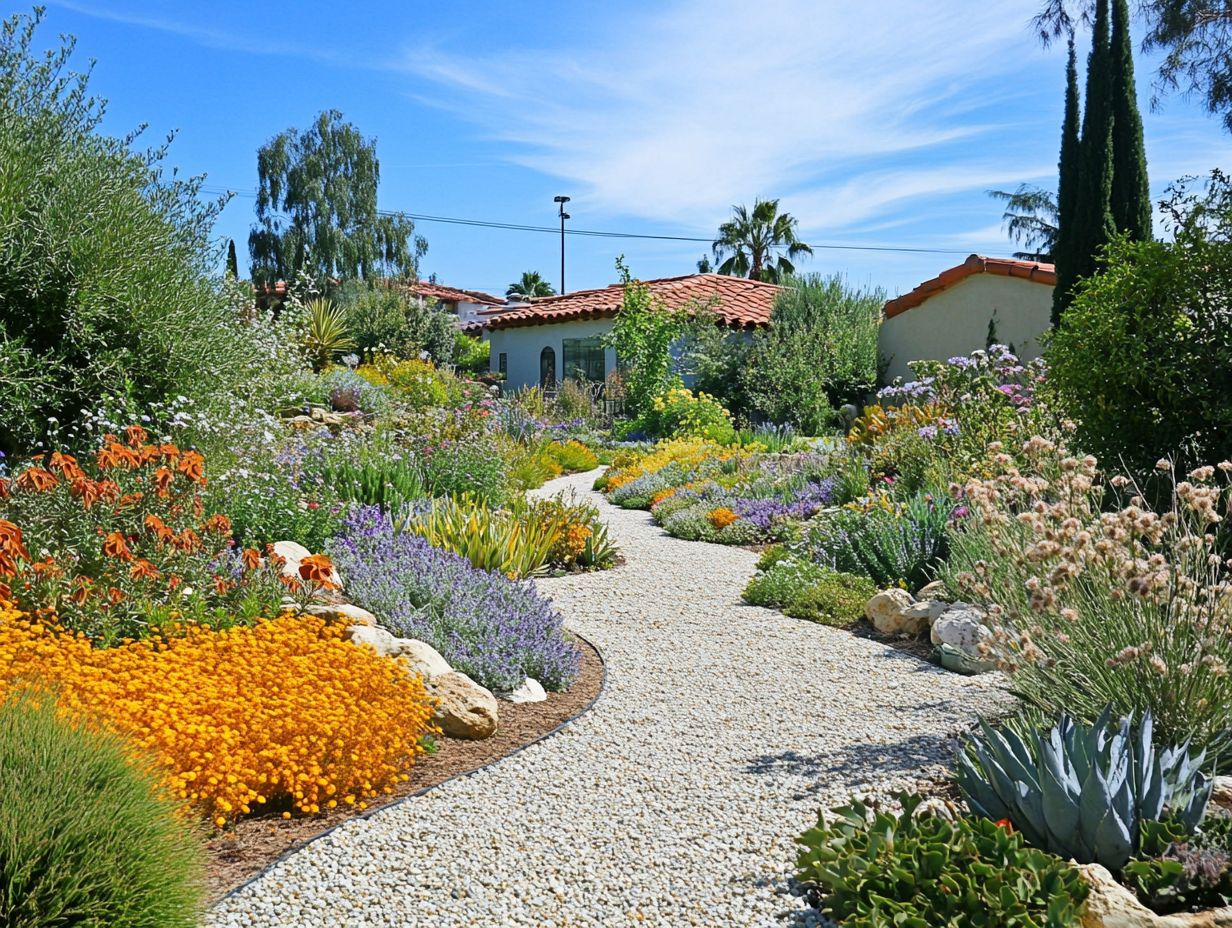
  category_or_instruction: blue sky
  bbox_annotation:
[36,0,1230,297]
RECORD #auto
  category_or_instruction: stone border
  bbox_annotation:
[218,630,608,903]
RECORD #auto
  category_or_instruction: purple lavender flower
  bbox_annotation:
[328,507,579,691]
[918,425,939,440]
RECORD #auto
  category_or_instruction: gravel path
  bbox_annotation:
[211,470,1009,928]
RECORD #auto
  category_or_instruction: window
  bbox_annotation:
[539,346,556,387]
[498,352,508,376]
[562,336,606,382]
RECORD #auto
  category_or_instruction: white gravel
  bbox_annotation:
[210,470,1010,927]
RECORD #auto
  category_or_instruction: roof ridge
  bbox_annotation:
[883,254,1056,319]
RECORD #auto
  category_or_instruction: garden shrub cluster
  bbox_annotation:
[743,560,874,626]
[0,605,437,825]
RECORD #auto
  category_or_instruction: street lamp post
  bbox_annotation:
[553,195,570,293]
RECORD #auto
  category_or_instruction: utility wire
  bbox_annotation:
[200,185,973,257]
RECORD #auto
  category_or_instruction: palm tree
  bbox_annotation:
[712,198,813,283]
[506,271,556,299]
[987,184,1059,262]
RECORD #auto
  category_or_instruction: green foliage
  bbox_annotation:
[546,440,599,473]
[317,452,425,515]
[677,304,754,418]
[248,109,425,285]
[744,274,883,433]
[641,388,736,444]
[1109,0,1151,242]
[0,11,279,457]
[0,693,204,928]
[453,331,489,375]
[1047,172,1232,480]
[806,493,953,592]
[302,298,355,371]
[711,198,813,283]
[1071,0,1117,303]
[1055,39,1083,324]
[957,709,1211,871]
[1124,815,1232,914]
[796,792,1088,927]
[220,468,345,552]
[743,560,875,627]
[422,437,508,506]
[336,281,456,363]
[225,239,239,278]
[989,184,1058,262]
[603,257,687,419]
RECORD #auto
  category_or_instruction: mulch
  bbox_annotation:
[204,635,605,902]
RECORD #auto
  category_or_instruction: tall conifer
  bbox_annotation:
[1109,0,1152,240]
[1072,0,1115,290]
[1052,39,1082,325]
[225,239,239,278]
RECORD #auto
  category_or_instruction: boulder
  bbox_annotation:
[499,677,547,704]
[306,602,377,627]
[865,588,925,636]
[429,672,499,740]
[272,540,312,580]
[930,602,992,656]
[1077,862,1232,927]
[344,624,400,657]
[1212,776,1232,812]
[900,600,948,626]
[396,639,453,680]
[916,580,949,602]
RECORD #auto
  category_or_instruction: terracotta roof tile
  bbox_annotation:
[884,254,1056,319]
[407,280,505,306]
[483,273,782,330]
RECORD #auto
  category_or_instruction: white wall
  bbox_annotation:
[488,318,617,391]
[878,274,1052,383]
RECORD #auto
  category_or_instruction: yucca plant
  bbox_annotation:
[398,495,562,580]
[302,298,355,371]
[957,708,1212,871]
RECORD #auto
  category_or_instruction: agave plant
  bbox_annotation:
[957,708,1212,871]
[302,298,355,371]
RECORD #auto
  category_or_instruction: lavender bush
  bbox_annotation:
[328,506,579,691]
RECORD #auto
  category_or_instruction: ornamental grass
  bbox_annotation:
[0,606,437,827]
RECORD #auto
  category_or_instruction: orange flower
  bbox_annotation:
[166,574,183,591]
[48,452,85,481]
[96,480,121,502]
[14,468,58,493]
[124,425,149,448]
[152,467,175,498]
[107,587,125,605]
[213,576,234,596]
[157,444,181,461]
[102,531,133,561]
[203,514,232,536]
[0,478,9,500]
[69,477,103,510]
[116,492,145,510]
[69,579,92,605]
[30,558,61,578]
[279,575,303,595]
[143,514,174,544]
[707,507,740,531]
[995,818,1015,833]
[129,559,160,582]
[138,444,162,466]
[171,529,201,553]
[241,548,262,571]
[298,554,338,589]
[96,442,138,471]
[176,451,206,485]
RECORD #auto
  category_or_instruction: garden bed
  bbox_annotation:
[205,633,604,900]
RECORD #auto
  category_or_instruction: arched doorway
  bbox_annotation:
[539,346,556,388]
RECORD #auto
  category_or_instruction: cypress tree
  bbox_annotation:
[1052,39,1082,326]
[1109,0,1152,241]
[1072,0,1116,293]
[225,238,239,278]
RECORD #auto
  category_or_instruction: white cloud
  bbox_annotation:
[400,0,1055,231]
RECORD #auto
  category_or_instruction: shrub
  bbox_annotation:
[370,356,458,410]
[642,388,736,444]
[0,607,436,825]
[0,428,290,643]
[0,13,280,457]
[957,709,1211,871]
[1047,172,1232,482]
[602,258,687,418]
[796,793,1088,927]
[744,273,883,433]
[0,692,204,927]
[301,298,355,371]
[943,438,1232,756]
[319,367,392,416]
[335,280,456,363]
[453,331,489,375]
[744,560,874,626]
[421,433,509,505]
[329,506,579,691]
[316,450,425,515]
[546,439,599,473]
[805,492,953,592]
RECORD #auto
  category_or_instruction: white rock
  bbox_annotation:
[429,672,499,740]
[272,540,312,569]
[916,580,949,602]
[344,624,399,656]
[306,602,378,627]
[865,588,923,635]
[930,602,992,657]
[396,639,453,680]
[900,600,948,626]
[1212,775,1232,811]
[1077,862,1232,927]
[499,678,547,704]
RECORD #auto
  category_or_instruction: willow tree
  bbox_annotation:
[248,110,426,286]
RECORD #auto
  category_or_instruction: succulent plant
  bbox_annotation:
[957,708,1212,871]
[796,792,1088,926]
[1123,815,1232,915]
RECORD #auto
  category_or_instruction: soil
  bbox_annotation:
[852,619,938,661]
[204,635,605,902]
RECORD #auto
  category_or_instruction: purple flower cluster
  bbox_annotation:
[328,506,579,692]
[732,479,835,531]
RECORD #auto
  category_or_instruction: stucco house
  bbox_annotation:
[482,273,781,391]
[405,280,506,334]
[877,254,1056,382]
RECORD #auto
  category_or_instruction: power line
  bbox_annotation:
[200,185,973,257]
